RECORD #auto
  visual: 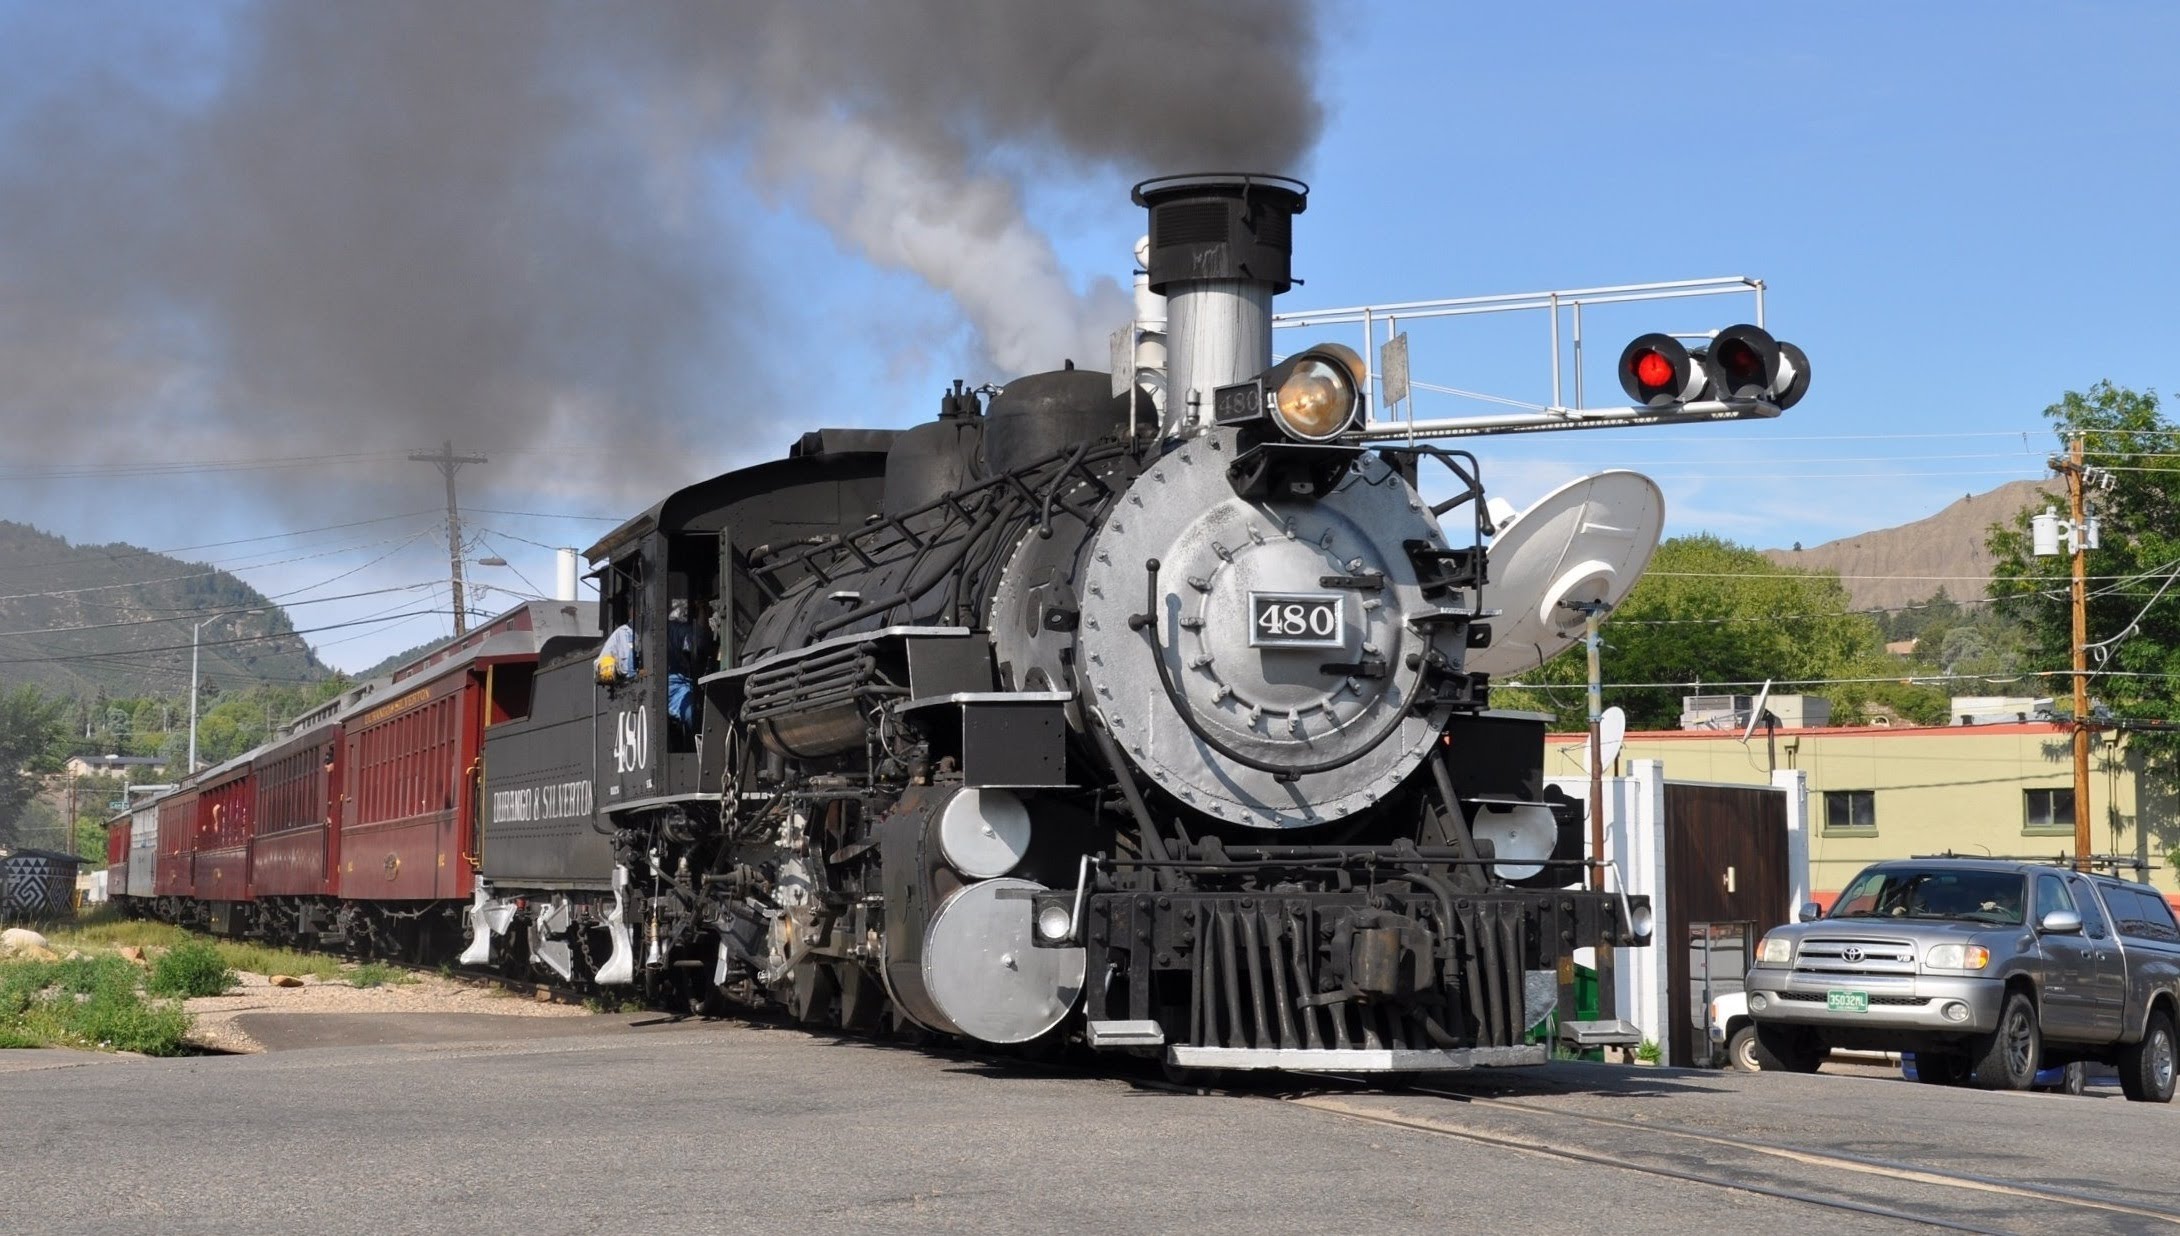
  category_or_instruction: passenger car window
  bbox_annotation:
[2035,874,2075,923]
[2066,875,2108,938]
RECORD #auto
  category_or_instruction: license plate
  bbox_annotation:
[1827,990,1870,1013]
[1249,592,1344,648]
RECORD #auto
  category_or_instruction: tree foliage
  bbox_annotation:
[0,682,68,843]
[1989,383,2180,832]
[1490,534,1924,730]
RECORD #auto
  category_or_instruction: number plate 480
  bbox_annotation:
[1248,592,1345,649]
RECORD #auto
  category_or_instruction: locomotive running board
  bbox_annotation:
[1166,1045,1547,1072]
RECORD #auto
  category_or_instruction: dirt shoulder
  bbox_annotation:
[185,970,595,1054]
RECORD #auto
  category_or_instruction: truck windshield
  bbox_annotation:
[1829,868,2026,926]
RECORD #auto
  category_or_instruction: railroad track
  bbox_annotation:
[1256,1078,2180,1234]
[352,960,2179,1233]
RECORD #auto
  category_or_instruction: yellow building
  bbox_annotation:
[1545,721,2180,909]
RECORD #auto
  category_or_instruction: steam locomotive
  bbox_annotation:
[116,174,1808,1074]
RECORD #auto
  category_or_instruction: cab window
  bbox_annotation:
[2034,874,2076,924]
[2064,875,2109,938]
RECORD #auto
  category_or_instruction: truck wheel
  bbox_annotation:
[1726,1025,1761,1071]
[1970,990,2041,1090]
[2118,1010,2177,1103]
[1752,1023,1823,1073]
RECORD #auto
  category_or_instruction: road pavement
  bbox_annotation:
[1,1017,2172,1235]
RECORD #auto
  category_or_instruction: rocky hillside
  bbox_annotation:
[0,521,328,698]
[1763,480,2056,612]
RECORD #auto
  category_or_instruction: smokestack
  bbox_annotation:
[1132,174,1308,438]
[555,547,580,603]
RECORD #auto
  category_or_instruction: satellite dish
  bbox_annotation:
[1465,471,1667,678]
[1563,705,1627,772]
[1739,679,1774,744]
[1600,706,1626,767]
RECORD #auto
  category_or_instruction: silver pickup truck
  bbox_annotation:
[1745,858,2180,1101]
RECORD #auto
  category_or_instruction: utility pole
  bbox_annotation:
[2041,433,2094,872]
[2066,434,2092,871]
[1564,597,1617,1027]
[411,441,488,637]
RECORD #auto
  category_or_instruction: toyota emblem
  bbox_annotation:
[1841,946,1865,963]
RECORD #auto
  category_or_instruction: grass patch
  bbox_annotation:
[146,941,237,998]
[0,954,193,1055]
[218,942,344,983]
[44,913,345,983]
[344,962,415,989]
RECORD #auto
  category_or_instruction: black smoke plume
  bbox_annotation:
[0,1,1324,506]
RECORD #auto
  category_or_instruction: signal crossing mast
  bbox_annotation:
[411,441,488,637]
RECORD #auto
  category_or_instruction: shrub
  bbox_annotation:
[0,955,193,1055]
[147,941,236,998]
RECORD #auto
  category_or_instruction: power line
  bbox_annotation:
[466,506,623,522]
[0,609,449,666]
[0,510,441,573]
[0,450,411,481]
[0,532,430,602]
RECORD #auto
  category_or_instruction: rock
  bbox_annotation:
[16,945,61,962]
[534,989,553,1004]
[118,945,147,964]
[1,927,50,955]
[268,974,304,988]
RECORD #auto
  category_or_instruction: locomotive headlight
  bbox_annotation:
[1260,342,1363,441]
[1272,357,1357,440]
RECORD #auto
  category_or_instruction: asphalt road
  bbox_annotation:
[2,1019,2173,1235]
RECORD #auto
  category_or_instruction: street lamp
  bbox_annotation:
[188,610,262,773]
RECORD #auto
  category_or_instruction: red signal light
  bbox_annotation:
[1708,324,1782,398]
[1617,333,1701,407]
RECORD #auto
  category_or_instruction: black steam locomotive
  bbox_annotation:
[463,175,1712,1073]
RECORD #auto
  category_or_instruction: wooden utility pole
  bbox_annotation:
[410,441,488,636]
[2065,433,2092,871]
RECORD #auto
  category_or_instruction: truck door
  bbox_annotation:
[2033,873,2096,1040]
[2065,874,2126,1040]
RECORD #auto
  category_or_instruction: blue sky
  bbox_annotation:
[3,1,2176,675]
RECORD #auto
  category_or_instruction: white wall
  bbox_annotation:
[1549,759,1669,1057]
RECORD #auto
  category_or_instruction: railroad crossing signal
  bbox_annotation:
[1617,324,1809,411]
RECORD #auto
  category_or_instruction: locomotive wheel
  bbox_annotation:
[836,964,884,1030]
[789,961,839,1025]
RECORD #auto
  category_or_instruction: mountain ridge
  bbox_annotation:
[1760,479,2056,612]
[0,520,330,698]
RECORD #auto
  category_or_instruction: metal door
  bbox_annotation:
[2065,873,2125,1040]
[1664,783,1789,1067]
[2032,873,2095,1038]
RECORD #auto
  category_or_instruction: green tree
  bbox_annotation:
[0,682,68,845]
[1989,383,2180,844]
[1491,534,1928,730]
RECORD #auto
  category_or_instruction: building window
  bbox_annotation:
[2024,788,2075,835]
[1823,789,1876,834]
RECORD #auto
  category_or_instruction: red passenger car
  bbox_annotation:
[154,786,200,904]
[104,816,129,903]
[333,605,566,953]
[194,758,256,932]
[252,723,343,903]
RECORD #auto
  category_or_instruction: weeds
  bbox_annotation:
[344,962,415,989]
[0,955,193,1055]
[146,941,237,999]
